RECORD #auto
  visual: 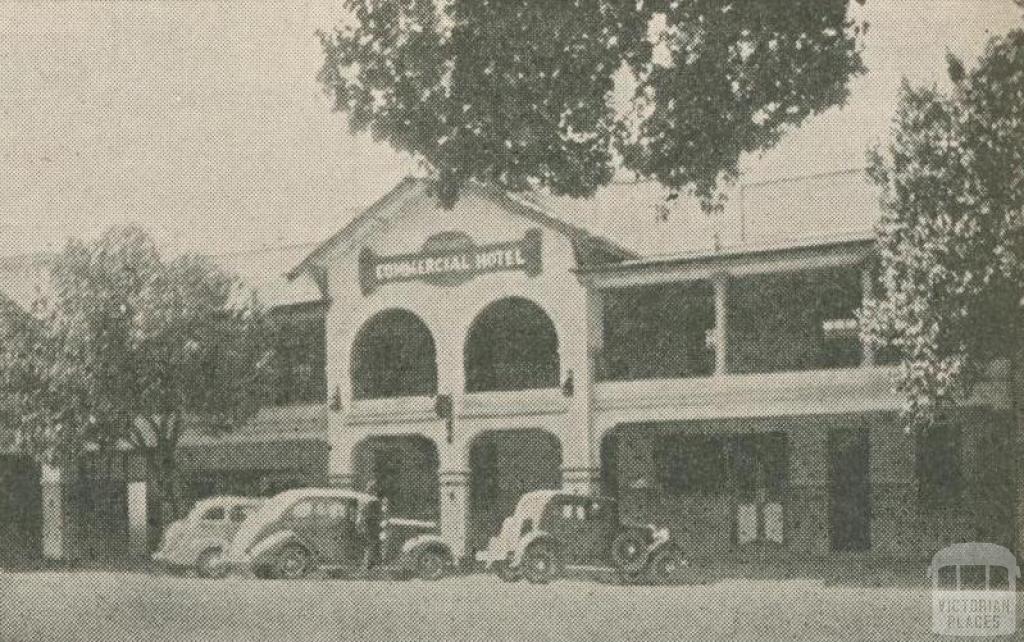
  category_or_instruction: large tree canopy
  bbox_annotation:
[0,225,274,520]
[318,0,866,207]
[861,29,1024,422]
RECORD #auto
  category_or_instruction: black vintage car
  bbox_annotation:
[476,490,686,584]
[224,488,453,581]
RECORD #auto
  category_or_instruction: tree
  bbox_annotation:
[0,225,274,528]
[860,29,1024,553]
[317,0,866,208]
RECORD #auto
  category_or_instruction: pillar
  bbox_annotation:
[127,481,148,558]
[860,266,876,368]
[40,465,68,561]
[713,273,729,375]
[438,469,470,561]
[562,467,602,494]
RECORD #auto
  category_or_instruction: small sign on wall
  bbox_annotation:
[358,228,542,294]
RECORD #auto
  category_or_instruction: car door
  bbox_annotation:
[331,498,366,566]
[195,505,229,545]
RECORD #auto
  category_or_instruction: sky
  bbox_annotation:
[0,1,1021,257]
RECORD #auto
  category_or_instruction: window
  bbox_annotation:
[290,501,313,520]
[229,505,254,523]
[916,422,963,507]
[656,435,729,495]
[201,507,225,521]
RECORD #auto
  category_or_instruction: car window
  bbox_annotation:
[575,505,586,521]
[326,500,351,521]
[290,501,313,520]
[561,504,573,519]
[229,505,251,523]
[201,506,225,521]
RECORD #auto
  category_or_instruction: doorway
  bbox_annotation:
[829,426,871,551]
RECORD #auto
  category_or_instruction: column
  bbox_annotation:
[713,273,729,375]
[40,465,68,561]
[328,429,360,489]
[127,481,148,558]
[562,467,602,494]
[860,267,876,367]
[438,469,470,561]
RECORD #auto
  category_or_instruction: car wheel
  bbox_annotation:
[274,545,311,580]
[195,548,227,580]
[415,548,448,581]
[522,543,562,584]
[611,532,649,574]
[646,546,685,585]
[495,561,523,583]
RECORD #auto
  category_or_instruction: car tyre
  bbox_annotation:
[415,548,448,581]
[274,545,311,580]
[611,531,649,574]
[496,561,523,583]
[646,545,685,585]
[195,548,227,579]
[522,543,562,584]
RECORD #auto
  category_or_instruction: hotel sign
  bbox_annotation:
[358,228,542,294]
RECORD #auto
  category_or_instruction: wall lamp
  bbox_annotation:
[329,385,343,413]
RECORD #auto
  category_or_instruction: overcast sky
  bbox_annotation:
[0,1,1021,257]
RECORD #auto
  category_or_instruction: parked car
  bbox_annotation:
[475,490,687,584]
[152,496,265,578]
[224,488,453,581]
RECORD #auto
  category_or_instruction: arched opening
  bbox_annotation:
[351,309,438,400]
[464,297,559,393]
[353,436,440,520]
[468,429,562,552]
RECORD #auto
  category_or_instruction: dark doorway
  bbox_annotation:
[353,436,439,520]
[0,455,42,563]
[468,430,561,552]
[829,427,871,551]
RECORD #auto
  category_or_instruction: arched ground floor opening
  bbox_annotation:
[353,435,440,521]
[468,429,562,553]
[0,454,42,564]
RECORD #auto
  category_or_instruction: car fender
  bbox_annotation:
[248,530,306,564]
[648,539,681,557]
[510,531,557,568]
[184,536,230,563]
[398,535,453,569]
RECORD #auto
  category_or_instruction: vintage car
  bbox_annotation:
[223,488,453,580]
[152,496,265,578]
[475,490,687,584]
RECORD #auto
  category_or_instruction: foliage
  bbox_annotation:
[861,29,1024,424]
[317,0,865,208]
[0,225,274,519]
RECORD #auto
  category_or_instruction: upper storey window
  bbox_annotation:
[351,309,438,400]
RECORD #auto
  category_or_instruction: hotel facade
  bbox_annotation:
[0,171,1016,566]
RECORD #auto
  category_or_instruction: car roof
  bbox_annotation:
[518,490,615,509]
[193,496,264,510]
[273,487,378,504]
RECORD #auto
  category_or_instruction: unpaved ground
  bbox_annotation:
[0,570,1016,641]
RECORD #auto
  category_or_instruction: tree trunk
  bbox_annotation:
[145,444,182,534]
